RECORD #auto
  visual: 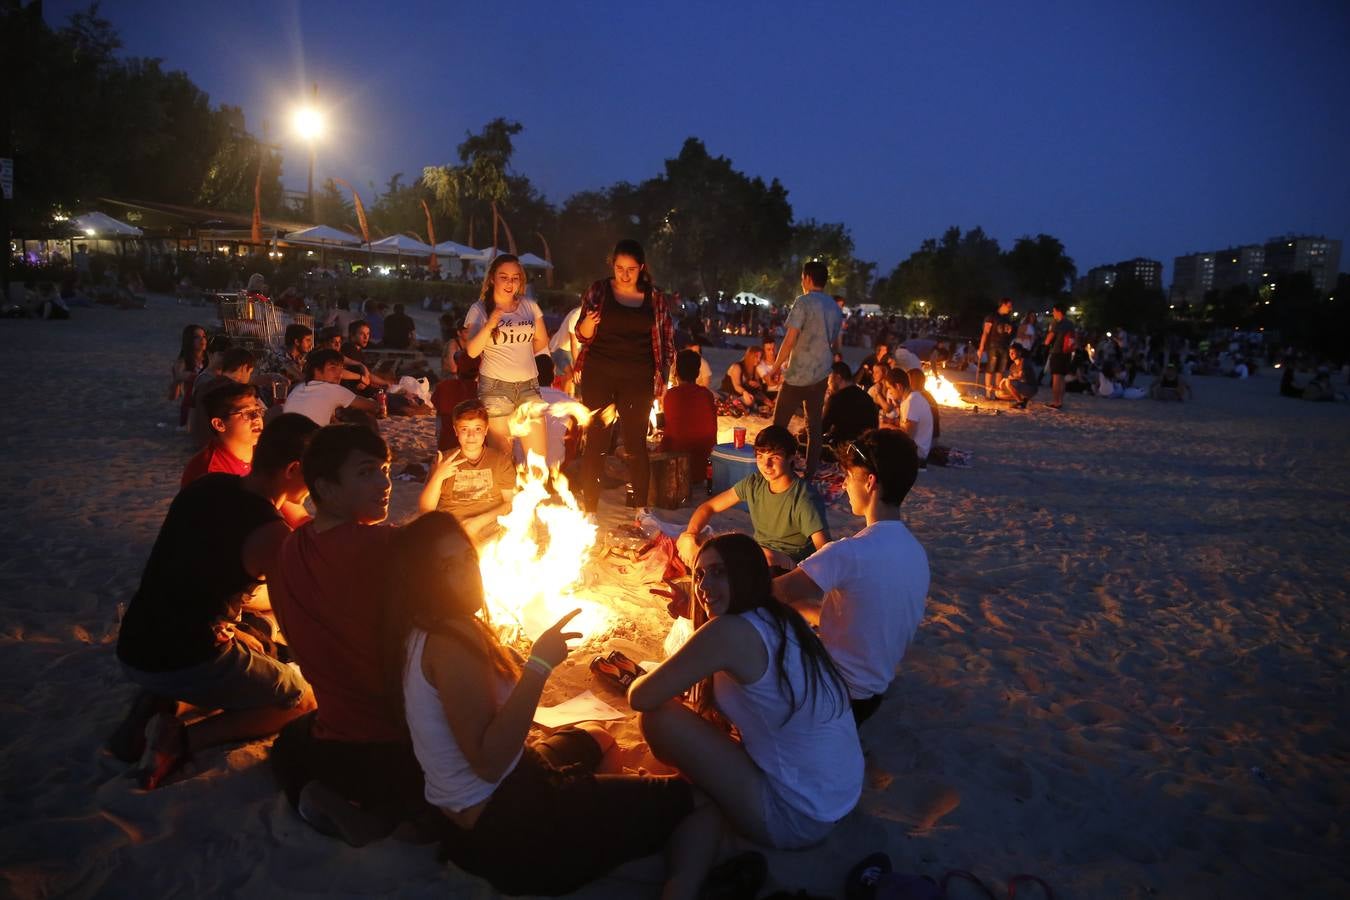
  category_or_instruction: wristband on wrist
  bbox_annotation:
[525,655,553,678]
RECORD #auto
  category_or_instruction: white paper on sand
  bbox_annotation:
[533,690,626,728]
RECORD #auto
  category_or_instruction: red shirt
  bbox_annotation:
[661,383,718,467]
[270,522,403,742]
[181,441,251,488]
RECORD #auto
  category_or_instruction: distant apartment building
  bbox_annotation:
[1212,245,1265,292]
[1170,252,1214,302]
[1084,265,1117,291]
[1082,257,1163,293]
[1263,235,1342,293]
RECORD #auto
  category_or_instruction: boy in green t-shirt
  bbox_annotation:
[677,425,830,570]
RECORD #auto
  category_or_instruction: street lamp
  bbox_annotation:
[291,85,324,220]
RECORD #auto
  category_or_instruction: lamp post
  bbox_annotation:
[291,84,324,221]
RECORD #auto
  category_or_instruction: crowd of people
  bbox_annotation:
[110,242,939,897]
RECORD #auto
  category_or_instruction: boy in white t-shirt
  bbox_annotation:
[282,349,379,426]
[881,368,933,463]
[773,428,929,726]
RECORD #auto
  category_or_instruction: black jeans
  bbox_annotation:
[580,366,655,510]
[773,377,829,476]
[440,730,694,895]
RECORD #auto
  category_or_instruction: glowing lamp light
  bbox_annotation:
[84,228,97,236]
[292,106,325,142]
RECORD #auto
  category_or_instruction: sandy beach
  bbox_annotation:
[1,296,1347,899]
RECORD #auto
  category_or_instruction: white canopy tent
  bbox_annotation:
[282,224,363,247]
[70,211,142,237]
[517,252,553,269]
[369,234,435,256]
[433,240,478,259]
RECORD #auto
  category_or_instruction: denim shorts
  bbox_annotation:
[478,375,541,418]
[122,641,308,710]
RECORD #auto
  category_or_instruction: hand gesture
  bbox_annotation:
[651,580,692,620]
[431,449,464,480]
[530,609,583,668]
[581,306,602,330]
[675,531,700,567]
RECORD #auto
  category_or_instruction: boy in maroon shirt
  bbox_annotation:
[661,349,717,479]
[268,425,429,845]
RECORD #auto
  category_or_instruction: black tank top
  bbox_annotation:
[586,289,654,378]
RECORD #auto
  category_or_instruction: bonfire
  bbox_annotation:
[926,368,973,408]
[473,400,616,644]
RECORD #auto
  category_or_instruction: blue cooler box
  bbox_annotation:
[710,443,756,507]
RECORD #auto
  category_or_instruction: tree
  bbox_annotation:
[368,173,433,240]
[311,178,356,230]
[876,226,1009,325]
[1005,234,1076,304]
[196,106,285,215]
[748,220,874,305]
[423,118,526,250]
[642,138,793,298]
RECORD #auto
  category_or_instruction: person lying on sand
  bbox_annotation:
[773,428,929,727]
[393,512,696,894]
[268,426,434,845]
[631,533,863,900]
[111,415,320,789]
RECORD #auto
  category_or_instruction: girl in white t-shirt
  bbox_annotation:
[630,533,862,896]
[463,254,550,455]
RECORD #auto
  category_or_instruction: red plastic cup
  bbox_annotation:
[732,426,747,449]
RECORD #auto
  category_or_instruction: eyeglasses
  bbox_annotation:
[228,407,266,421]
[845,440,877,472]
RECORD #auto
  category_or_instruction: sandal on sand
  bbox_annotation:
[297,781,395,847]
[107,691,175,764]
[699,850,767,900]
[137,713,190,790]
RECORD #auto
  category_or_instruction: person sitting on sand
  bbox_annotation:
[279,323,314,387]
[721,345,770,412]
[1149,363,1192,402]
[661,349,718,482]
[773,428,928,726]
[677,425,829,572]
[181,382,264,486]
[189,348,257,447]
[418,399,516,542]
[868,361,898,423]
[630,533,862,897]
[111,414,320,789]
[393,512,696,893]
[996,343,1039,408]
[880,369,933,465]
[170,323,208,427]
[268,425,432,845]
[282,349,380,426]
[1302,368,1340,402]
[342,320,395,393]
[821,360,878,449]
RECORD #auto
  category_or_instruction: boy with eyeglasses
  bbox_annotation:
[772,428,929,727]
[182,382,265,486]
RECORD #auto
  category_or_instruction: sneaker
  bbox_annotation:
[844,852,893,900]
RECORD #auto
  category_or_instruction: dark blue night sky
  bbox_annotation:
[48,0,1350,280]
